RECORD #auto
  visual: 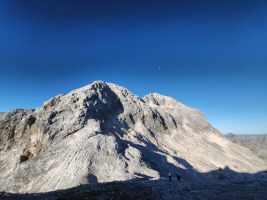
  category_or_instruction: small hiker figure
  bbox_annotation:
[176,173,181,182]
[168,172,172,181]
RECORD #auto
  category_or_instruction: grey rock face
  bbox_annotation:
[0,81,266,193]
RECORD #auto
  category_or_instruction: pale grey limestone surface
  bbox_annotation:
[0,81,266,193]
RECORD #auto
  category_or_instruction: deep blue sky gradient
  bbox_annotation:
[0,0,267,134]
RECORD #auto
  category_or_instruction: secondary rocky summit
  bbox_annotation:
[0,81,265,193]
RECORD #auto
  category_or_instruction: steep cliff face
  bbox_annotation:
[0,81,265,193]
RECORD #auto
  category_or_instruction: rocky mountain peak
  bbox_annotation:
[0,81,266,193]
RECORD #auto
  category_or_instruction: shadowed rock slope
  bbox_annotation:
[0,81,266,193]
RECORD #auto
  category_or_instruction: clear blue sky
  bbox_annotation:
[0,0,267,134]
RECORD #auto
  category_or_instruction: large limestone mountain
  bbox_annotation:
[0,81,265,193]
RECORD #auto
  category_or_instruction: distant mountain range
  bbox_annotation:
[226,133,267,163]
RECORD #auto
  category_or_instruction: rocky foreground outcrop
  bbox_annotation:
[0,81,266,193]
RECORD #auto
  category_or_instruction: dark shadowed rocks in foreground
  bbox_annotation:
[0,168,267,200]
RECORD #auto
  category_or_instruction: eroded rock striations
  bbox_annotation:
[0,81,266,193]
